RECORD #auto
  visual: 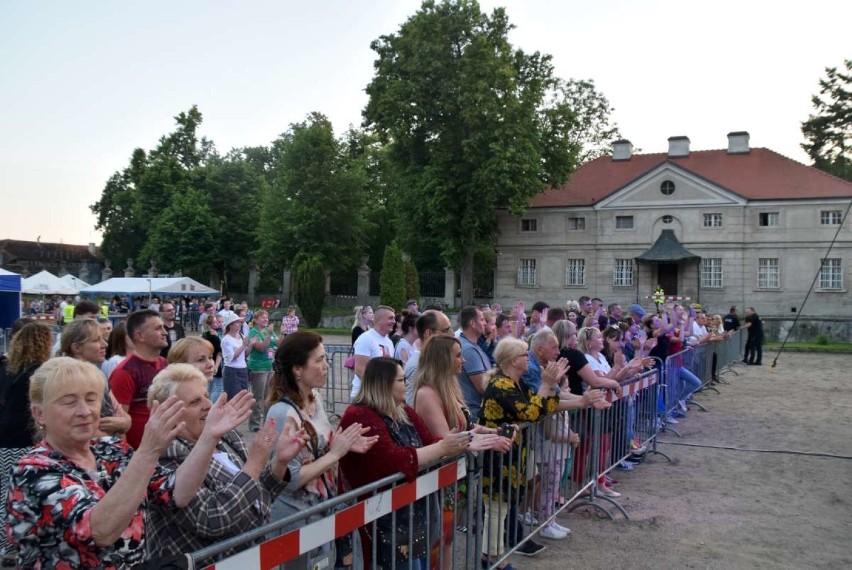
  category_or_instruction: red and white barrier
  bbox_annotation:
[202,457,468,570]
[605,370,658,404]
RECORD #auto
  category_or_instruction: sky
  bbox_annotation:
[1,0,849,247]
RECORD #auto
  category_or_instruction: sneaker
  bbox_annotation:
[551,521,572,535]
[617,460,634,472]
[666,414,679,424]
[604,475,619,485]
[629,439,647,455]
[678,400,688,413]
[539,522,568,540]
[519,511,538,526]
[625,454,643,464]
[515,540,547,557]
[671,410,686,419]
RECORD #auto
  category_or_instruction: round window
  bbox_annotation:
[662,215,673,224]
[660,180,676,196]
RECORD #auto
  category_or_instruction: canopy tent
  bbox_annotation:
[60,274,91,290]
[22,270,79,296]
[0,268,22,330]
[80,277,219,298]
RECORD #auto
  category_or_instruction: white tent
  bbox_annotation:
[22,270,79,295]
[80,277,219,297]
[60,274,92,290]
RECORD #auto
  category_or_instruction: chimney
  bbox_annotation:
[88,242,96,255]
[612,139,633,161]
[668,136,690,158]
[727,131,750,154]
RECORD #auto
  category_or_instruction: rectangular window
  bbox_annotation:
[759,212,779,227]
[613,259,634,286]
[518,259,537,287]
[564,259,585,286]
[757,258,780,289]
[703,213,723,228]
[567,217,586,231]
[615,216,634,230]
[820,210,842,225]
[819,258,843,290]
[701,258,723,288]
[521,218,538,232]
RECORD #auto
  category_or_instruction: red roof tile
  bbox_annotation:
[530,148,852,208]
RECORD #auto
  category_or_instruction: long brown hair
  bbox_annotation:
[413,336,464,429]
[7,322,53,374]
[266,331,323,409]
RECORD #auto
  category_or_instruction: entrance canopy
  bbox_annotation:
[81,277,219,298]
[22,270,79,295]
[635,230,700,263]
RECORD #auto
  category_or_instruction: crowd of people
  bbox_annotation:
[0,293,756,569]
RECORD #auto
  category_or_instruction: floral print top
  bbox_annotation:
[478,372,559,498]
[5,437,177,569]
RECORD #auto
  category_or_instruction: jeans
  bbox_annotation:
[207,376,223,403]
[223,366,249,400]
[677,367,701,402]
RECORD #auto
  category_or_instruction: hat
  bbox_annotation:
[628,304,646,317]
[221,313,244,330]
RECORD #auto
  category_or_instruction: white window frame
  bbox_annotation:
[567,217,586,231]
[757,258,780,289]
[517,258,537,287]
[819,258,843,290]
[520,218,538,232]
[758,212,779,227]
[701,258,723,288]
[613,259,634,287]
[703,213,723,228]
[820,210,842,225]
[615,216,634,230]
[564,259,585,287]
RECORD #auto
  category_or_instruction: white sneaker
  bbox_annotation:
[551,521,572,535]
[539,522,568,540]
[519,511,539,526]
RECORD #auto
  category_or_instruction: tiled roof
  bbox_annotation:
[0,240,102,263]
[530,148,852,208]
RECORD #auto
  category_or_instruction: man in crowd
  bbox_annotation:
[109,309,169,448]
[743,307,764,365]
[351,305,396,401]
[524,301,549,338]
[723,306,740,332]
[404,309,453,404]
[159,301,186,358]
[199,302,216,334]
[217,298,237,321]
[457,306,491,422]
[627,304,646,326]
[602,302,623,329]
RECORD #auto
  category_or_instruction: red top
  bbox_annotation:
[109,353,167,449]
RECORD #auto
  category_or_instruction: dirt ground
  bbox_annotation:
[523,352,852,570]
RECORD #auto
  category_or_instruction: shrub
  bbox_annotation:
[379,242,406,310]
[404,260,420,303]
[295,257,325,327]
[816,333,830,345]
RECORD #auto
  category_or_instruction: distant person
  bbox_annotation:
[723,306,740,332]
[743,307,764,365]
[159,302,186,358]
[350,306,395,401]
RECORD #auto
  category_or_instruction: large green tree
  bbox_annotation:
[364,0,581,305]
[801,59,851,182]
[256,113,368,275]
[558,78,622,164]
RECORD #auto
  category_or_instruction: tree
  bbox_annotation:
[364,0,581,305]
[557,78,622,164]
[256,113,368,276]
[801,59,851,182]
[404,259,420,302]
[294,257,326,327]
[379,242,406,310]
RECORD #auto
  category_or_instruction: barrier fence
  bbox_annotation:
[186,330,745,569]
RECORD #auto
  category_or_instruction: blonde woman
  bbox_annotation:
[350,305,374,345]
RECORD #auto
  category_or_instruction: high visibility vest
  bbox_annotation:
[63,304,75,323]
[100,304,109,318]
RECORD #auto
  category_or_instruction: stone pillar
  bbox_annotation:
[146,261,158,278]
[101,260,113,281]
[357,259,371,306]
[248,265,260,305]
[124,258,135,278]
[324,269,331,296]
[281,269,292,306]
[443,267,456,309]
[78,264,90,283]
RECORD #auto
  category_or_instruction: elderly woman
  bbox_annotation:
[0,322,53,562]
[61,318,131,438]
[266,331,377,570]
[146,363,307,558]
[340,357,471,570]
[5,357,250,569]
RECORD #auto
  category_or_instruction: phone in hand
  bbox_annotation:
[499,424,515,439]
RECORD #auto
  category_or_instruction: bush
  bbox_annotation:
[379,242,406,310]
[295,257,325,327]
[816,333,830,345]
[404,260,420,303]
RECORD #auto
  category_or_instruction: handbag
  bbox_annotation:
[344,355,356,370]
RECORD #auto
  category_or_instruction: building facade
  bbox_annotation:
[494,133,852,317]
[0,239,105,284]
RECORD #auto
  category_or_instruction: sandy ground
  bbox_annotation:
[522,353,852,570]
[238,344,852,569]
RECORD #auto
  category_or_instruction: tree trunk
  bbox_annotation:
[460,247,475,307]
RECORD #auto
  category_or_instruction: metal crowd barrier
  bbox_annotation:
[324,344,353,419]
[714,329,746,380]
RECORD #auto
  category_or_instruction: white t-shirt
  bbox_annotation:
[585,352,612,375]
[221,334,247,368]
[350,328,394,400]
[689,322,708,345]
[394,338,417,363]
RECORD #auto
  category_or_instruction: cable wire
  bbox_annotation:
[656,440,852,460]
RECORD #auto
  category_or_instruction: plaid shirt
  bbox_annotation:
[146,430,290,558]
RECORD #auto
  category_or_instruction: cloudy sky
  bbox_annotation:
[1,0,848,246]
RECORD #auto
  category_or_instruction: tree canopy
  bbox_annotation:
[364,0,582,305]
[801,59,851,182]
